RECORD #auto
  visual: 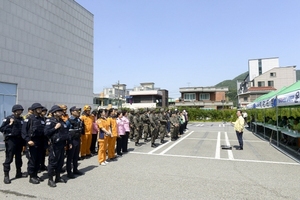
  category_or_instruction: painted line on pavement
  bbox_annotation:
[184,138,266,143]
[215,131,220,159]
[129,151,299,166]
[148,140,171,154]
[159,131,194,155]
[225,132,234,160]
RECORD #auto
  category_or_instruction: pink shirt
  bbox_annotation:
[122,116,130,132]
[117,118,125,135]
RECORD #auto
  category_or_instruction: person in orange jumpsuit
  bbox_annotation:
[106,108,119,161]
[96,109,110,166]
[79,105,94,159]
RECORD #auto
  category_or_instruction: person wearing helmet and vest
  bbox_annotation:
[39,107,49,173]
[0,104,27,184]
[60,105,69,122]
[22,103,45,184]
[65,106,84,178]
[44,105,72,187]
[79,105,94,159]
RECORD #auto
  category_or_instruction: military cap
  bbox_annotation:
[12,104,24,112]
[41,107,48,112]
[70,106,80,112]
[31,103,43,110]
[50,105,63,113]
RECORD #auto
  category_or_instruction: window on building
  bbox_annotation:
[270,72,276,77]
[199,93,210,100]
[258,59,262,75]
[258,81,265,87]
[183,93,196,101]
[243,97,248,101]
[268,81,274,87]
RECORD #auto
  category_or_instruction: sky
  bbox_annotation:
[75,0,300,98]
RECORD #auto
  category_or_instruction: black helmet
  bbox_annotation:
[31,103,43,110]
[12,104,24,112]
[41,107,48,112]
[50,105,63,113]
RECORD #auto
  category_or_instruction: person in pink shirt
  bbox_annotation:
[116,112,125,156]
[122,111,130,153]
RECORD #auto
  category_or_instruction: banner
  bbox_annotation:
[277,90,300,106]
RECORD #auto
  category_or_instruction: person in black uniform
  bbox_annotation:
[39,107,49,172]
[44,105,72,188]
[22,103,45,184]
[0,104,27,184]
[66,106,84,179]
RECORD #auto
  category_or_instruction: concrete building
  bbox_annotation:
[176,87,233,109]
[0,0,93,120]
[93,83,128,109]
[123,82,169,109]
[237,57,296,108]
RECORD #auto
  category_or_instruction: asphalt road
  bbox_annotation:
[0,122,299,199]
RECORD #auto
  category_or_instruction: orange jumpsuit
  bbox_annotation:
[97,117,109,164]
[80,114,94,157]
[107,117,118,159]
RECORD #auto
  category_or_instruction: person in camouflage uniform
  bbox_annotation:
[133,110,143,146]
[149,109,158,147]
[170,111,179,141]
[141,109,150,142]
[158,109,168,144]
[128,109,135,140]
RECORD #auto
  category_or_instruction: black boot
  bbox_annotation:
[135,142,141,146]
[15,169,28,179]
[55,174,67,183]
[4,172,11,184]
[48,174,56,188]
[29,175,40,184]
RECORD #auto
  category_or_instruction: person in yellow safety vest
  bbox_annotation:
[106,108,119,161]
[79,105,94,159]
[59,105,69,122]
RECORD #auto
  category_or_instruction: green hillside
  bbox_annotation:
[215,70,300,106]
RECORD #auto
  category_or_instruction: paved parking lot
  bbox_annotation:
[0,122,299,199]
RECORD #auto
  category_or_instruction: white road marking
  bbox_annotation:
[196,124,201,127]
[215,131,220,159]
[159,131,194,155]
[129,151,299,166]
[225,132,234,160]
[148,141,171,154]
[184,138,266,143]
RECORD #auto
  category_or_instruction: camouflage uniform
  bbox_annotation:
[128,111,135,140]
[159,111,168,143]
[133,111,143,146]
[149,110,158,147]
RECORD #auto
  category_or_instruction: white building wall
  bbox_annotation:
[254,66,296,90]
[248,57,279,81]
[0,0,93,110]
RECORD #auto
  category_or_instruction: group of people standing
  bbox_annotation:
[1,103,189,187]
[0,103,94,187]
